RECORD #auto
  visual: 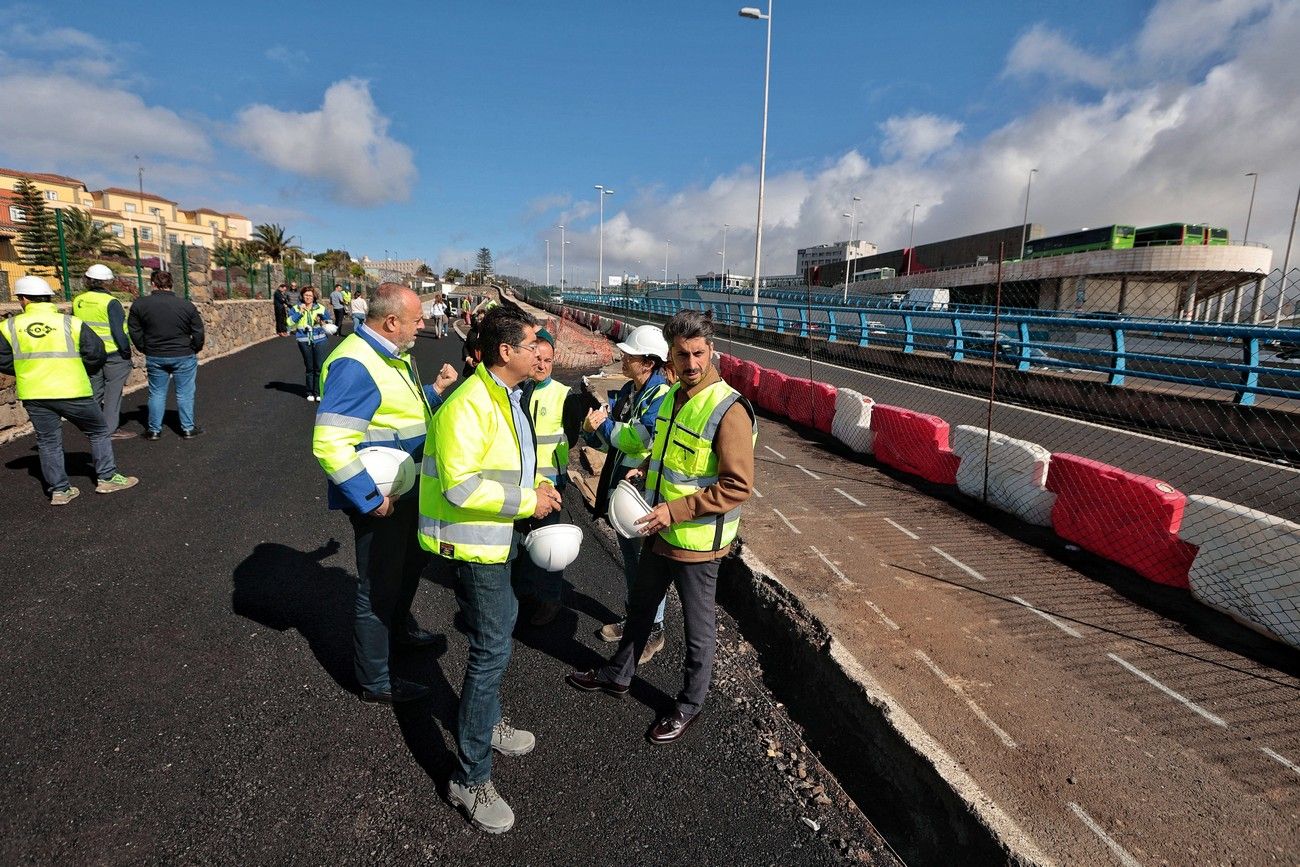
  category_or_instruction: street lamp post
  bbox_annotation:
[557,225,566,291]
[304,257,316,286]
[842,195,860,303]
[664,241,670,290]
[721,223,730,291]
[545,239,551,289]
[1243,172,1259,244]
[595,185,614,297]
[740,2,773,309]
[1019,168,1038,259]
[907,203,920,275]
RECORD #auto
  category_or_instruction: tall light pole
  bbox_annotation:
[721,223,730,290]
[664,240,671,289]
[1243,172,1259,244]
[1276,183,1300,328]
[906,203,920,275]
[595,185,614,297]
[842,194,860,302]
[740,2,772,307]
[1019,168,1038,259]
[557,225,566,291]
[545,239,551,288]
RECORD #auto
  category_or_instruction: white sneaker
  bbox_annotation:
[490,717,535,756]
[447,779,515,834]
[306,394,316,402]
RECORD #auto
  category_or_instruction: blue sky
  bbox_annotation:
[2,1,1296,284]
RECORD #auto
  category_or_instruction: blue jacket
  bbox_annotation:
[287,303,333,343]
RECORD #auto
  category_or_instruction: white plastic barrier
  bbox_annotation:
[830,388,874,453]
[950,426,1055,526]
[1177,495,1300,650]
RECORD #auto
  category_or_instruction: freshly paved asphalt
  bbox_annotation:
[0,329,894,865]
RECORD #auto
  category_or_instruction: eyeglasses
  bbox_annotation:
[508,342,541,354]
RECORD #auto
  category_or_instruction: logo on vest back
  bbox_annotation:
[439,542,455,558]
[24,322,56,339]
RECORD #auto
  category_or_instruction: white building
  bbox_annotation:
[796,239,877,274]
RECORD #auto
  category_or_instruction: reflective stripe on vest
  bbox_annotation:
[529,379,571,482]
[71,291,118,353]
[4,304,93,400]
[645,379,756,552]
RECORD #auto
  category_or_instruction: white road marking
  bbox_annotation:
[914,650,1017,749]
[1107,653,1228,728]
[865,600,900,630]
[834,487,866,507]
[752,486,764,498]
[771,508,801,534]
[883,517,920,540]
[808,545,852,585]
[764,444,787,460]
[931,546,989,582]
[1011,595,1082,638]
[1262,746,1300,777]
[795,464,822,480]
[1068,802,1143,867]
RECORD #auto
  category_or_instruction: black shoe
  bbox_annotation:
[565,669,630,697]
[181,427,205,439]
[143,430,163,441]
[359,676,431,705]
[648,709,701,745]
[393,627,443,649]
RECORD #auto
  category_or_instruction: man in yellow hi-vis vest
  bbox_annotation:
[73,263,134,438]
[419,304,561,834]
[567,309,755,745]
[0,276,139,505]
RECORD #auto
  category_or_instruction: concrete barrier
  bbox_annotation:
[950,426,1056,527]
[831,388,875,454]
[1178,495,1300,649]
[871,405,960,485]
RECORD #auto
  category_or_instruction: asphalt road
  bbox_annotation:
[0,328,894,866]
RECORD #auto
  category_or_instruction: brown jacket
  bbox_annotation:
[649,363,755,562]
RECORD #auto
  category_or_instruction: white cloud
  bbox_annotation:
[1004,23,1114,88]
[264,45,307,70]
[232,79,416,206]
[880,114,963,162]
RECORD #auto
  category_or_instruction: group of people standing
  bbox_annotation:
[311,286,756,835]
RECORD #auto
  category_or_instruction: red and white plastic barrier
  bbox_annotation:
[871,405,961,485]
[830,388,874,453]
[1178,495,1300,649]
[782,377,817,428]
[1046,454,1197,588]
[758,367,790,415]
[951,426,1056,527]
[731,360,762,403]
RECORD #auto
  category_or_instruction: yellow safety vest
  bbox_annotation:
[529,378,571,483]
[2,302,93,400]
[71,290,119,353]
[646,380,757,552]
[419,364,541,564]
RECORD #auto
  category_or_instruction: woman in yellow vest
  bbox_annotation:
[287,287,334,401]
[567,309,756,745]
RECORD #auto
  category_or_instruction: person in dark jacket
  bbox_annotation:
[273,283,290,336]
[129,270,206,440]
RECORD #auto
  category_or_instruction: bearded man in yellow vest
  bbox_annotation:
[73,263,134,438]
[419,304,562,834]
[567,309,756,745]
[0,276,139,505]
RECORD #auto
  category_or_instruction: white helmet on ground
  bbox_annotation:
[356,446,417,497]
[14,275,55,297]
[524,523,583,571]
[607,480,653,539]
[615,324,669,362]
[85,263,114,281]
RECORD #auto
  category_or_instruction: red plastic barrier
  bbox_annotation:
[733,360,762,401]
[757,367,790,414]
[717,354,738,382]
[591,315,600,330]
[609,321,622,341]
[782,377,817,427]
[810,382,836,434]
[1046,454,1196,587]
[871,404,960,485]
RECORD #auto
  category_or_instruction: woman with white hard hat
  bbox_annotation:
[581,323,673,662]
[287,286,335,402]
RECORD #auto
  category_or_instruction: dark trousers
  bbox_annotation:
[347,496,429,693]
[24,397,117,493]
[601,547,721,716]
[89,354,132,431]
[274,305,288,333]
[332,308,346,331]
[298,339,328,397]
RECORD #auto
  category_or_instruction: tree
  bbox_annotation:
[348,262,366,280]
[12,177,59,277]
[251,223,300,262]
[475,247,494,278]
[62,207,125,275]
[415,263,434,278]
[314,248,352,271]
[443,267,464,283]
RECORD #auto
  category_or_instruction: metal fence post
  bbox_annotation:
[180,244,190,299]
[132,228,144,296]
[54,209,71,300]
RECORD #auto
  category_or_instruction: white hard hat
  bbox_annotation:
[607,480,653,539]
[524,523,583,571]
[323,322,339,335]
[85,263,114,281]
[356,446,416,498]
[14,275,55,297]
[615,324,668,362]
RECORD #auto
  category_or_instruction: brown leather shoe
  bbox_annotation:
[648,709,700,745]
[565,669,629,697]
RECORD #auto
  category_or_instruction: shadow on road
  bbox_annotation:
[264,380,308,399]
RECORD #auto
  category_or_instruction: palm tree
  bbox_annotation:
[62,207,126,265]
[251,223,300,262]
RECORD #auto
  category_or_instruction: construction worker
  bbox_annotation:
[567,309,756,745]
[0,275,139,505]
[73,263,134,438]
[581,324,672,661]
[419,304,561,834]
[312,283,457,705]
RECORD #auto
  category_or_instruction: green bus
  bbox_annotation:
[1023,225,1136,259]
[1134,223,1230,247]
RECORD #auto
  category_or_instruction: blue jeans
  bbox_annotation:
[145,354,197,433]
[297,338,328,397]
[24,398,117,492]
[446,545,519,785]
[352,314,365,331]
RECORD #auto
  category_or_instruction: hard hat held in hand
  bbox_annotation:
[615,325,669,362]
[524,523,583,571]
[608,480,653,539]
[15,275,55,297]
[85,263,114,281]
[357,446,416,498]
[323,322,339,335]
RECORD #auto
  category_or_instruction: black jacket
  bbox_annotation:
[128,290,205,357]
